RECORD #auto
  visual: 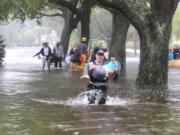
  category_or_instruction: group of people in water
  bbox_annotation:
[33,42,64,71]
[34,37,121,105]
[69,37,88,71]
[33,37,88,71]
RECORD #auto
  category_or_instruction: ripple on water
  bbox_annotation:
[52,124,102,132]
[0,89,30,96]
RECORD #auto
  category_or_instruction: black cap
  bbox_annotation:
[97,50,104,55]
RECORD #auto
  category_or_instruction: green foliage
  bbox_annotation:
[90,7,112,39]
[0,0,43,23]
[90,39,107,49]
[87,39,108,55]
[0,36,6,65]
[0,0,15,22]
[8,0,45,22]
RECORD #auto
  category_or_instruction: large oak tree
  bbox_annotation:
[98,0,179,88]
[109,11,129,71]
[48,0,97,45]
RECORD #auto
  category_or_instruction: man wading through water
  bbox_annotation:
[81,49,108,104]
[33,42,52,71]
[53,42,64,69]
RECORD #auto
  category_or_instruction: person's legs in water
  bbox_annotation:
[54,57,58,68]
[98,86,107,104]
[47,59,51,71]
[59,57,62,68]
[87,84,107,105]
[71,63,75,71]
[42,61,45,71]
[42,58,46,71]
[112,72,119,81]
[69,62,73,71]
[74,63,79,71]
[71,62,77,71]
[87,83,96,104]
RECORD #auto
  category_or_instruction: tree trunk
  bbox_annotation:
[80,10,91,45]
[79,0,93,45]
[60,10,79,55]
[97,0,178,88]
[110,11,129,71]
[136,21,172,88]
[60,20,73,55]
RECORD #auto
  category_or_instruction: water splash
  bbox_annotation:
[31,91,132,106]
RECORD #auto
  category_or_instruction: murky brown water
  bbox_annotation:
[0,47,180,135]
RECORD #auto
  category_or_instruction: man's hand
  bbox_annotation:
[80,75,90,79]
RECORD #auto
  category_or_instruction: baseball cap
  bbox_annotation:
[97,50,104,55]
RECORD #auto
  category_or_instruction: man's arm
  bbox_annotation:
[80,63,90,79]
[33,48,42,57]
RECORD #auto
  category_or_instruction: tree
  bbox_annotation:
[109,11,130,71]
[98,0,179,88]
[91,6,130,71]
[48,0,97,45]
[38,4,80,54]
[0,0,25,64]
[58,7,79,54]
[90,7,112,39]
[18,0,79,54]
[0,36,5,65]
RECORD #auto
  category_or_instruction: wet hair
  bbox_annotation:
[56,42,60,46]
[42,42,48,46]
[102,48,107,52]
[93,47,100,54]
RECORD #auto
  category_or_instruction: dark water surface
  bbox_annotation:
[0,47,180,135]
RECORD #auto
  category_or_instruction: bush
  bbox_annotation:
[0,36,6,65]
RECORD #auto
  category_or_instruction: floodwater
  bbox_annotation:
[0,47,180,135]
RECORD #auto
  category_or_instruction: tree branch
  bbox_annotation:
[172,0,179,14]
[97,0,146,32]
[150,0,179,23]
[37,12,64,18]
[48,3,66,12]
[48,0,80,17]
[72,15,80,29]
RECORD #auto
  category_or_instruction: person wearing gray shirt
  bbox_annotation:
[53,42,64,68]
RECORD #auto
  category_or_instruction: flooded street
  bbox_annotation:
[0,47,180,135]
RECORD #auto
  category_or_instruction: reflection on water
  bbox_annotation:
[0,47,180,135]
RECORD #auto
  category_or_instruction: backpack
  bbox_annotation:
[71,49,80,63]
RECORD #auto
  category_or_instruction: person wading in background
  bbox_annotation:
[77,37,88,70]
[69,44,81,71]
[53,42,64,69]
[33,42,52,71]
